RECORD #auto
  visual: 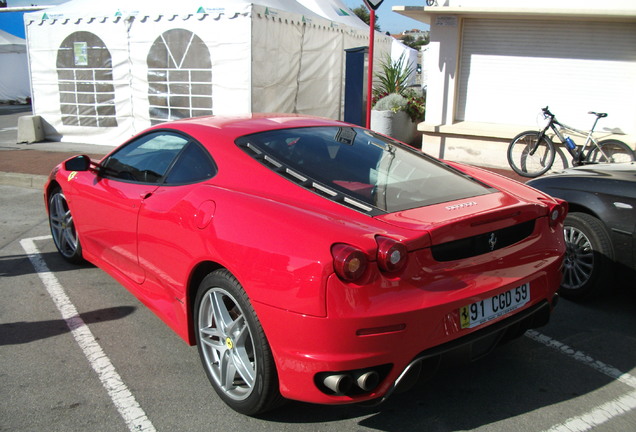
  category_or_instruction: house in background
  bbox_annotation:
[394,0,636,169]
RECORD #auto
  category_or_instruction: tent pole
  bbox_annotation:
[365,9,375,129]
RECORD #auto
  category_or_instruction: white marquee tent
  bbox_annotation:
[0,29,31,103]
[24,0,397,144]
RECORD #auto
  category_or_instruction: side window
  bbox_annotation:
[164,142,217,185]
[101,132,189,183]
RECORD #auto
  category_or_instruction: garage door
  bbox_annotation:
[457,18,636,135]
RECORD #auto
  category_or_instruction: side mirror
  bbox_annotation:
[64,155,91,171]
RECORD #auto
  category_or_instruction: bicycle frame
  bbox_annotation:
[538,108,605,164]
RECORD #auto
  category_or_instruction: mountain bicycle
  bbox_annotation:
[507,107,635,178]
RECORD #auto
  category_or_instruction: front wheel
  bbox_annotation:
[507,131,556,177]
[194,269,283,415]
[561,212,614,301]
[48,186,83,263]
[586,139,635,164]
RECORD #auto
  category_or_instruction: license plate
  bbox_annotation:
[460,283,531,329]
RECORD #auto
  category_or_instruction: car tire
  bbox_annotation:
[561,212,614,301]
[48,186,84,264]
[194,269,284,415]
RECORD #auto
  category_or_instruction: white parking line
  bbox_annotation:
[527,330,636,431]
[20,236,156,432]
[543,391,636,432]
[526,330,636,390]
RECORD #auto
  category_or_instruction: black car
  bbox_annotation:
[527,162,636,300]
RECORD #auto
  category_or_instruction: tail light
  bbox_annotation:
[331,237,408,282]
[548,199,568,228]
[376,236,408,273]
[332,244,368,282]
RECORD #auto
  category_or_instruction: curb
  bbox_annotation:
[0,172,48,190]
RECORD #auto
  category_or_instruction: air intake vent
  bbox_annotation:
[432,220,535,262]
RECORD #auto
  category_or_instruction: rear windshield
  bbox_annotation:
[236,126,494,213]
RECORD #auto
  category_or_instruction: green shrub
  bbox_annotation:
[373,91,425,122]
[373,93,408,113]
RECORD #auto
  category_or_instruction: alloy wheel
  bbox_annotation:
[197,287,257,401]
[49,191,80,259]
[562,225,594,290]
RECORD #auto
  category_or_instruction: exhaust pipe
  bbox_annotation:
[322,374,353,395]
[354,370,380,392]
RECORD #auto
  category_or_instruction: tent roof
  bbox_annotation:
[297,0,367,29]
[23,0,364,27]
[0,28,26,53]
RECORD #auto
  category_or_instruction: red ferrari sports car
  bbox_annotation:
[45,115,566,415]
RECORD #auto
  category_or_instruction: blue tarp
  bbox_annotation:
[0,10,27,38]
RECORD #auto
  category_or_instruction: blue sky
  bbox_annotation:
[343,1,427,33]
[6,1,428,34]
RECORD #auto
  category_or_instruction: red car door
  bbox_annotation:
[71,131,192,284]
[71,176,158,284]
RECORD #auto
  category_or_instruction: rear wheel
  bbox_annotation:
[586,139,635,164]
[507,131,556,177]
[194,269,283,415]
[561,212,614,301]
[48,186,83,263]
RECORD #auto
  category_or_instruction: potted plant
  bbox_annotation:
[371,54,425,145]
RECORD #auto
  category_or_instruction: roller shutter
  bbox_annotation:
[457,18,636,133]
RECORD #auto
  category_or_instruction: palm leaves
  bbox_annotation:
[373,53,415,99]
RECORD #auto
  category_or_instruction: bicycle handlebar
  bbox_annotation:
[541,106,555,118]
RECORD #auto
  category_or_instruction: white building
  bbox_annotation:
[394,0,636,169]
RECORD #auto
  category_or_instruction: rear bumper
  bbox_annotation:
[254,276,560,405]
[378,298,554,403]
[254,217,564,405]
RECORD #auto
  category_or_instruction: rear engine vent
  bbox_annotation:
[432,220,535,262]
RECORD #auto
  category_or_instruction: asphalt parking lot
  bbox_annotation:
[2,186,635,431]
[1,105,635,431]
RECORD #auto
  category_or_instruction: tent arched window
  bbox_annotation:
[147,29,213,125]
[56,31,117,127]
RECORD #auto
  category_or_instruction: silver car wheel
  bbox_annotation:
[562,225,594,290]
[198,287,256,401]
[49,191,80,259]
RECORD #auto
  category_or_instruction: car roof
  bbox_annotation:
[150,114,351,140]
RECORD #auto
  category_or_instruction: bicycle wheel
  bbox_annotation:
[586,139,635,164]
[507,131,556,177]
